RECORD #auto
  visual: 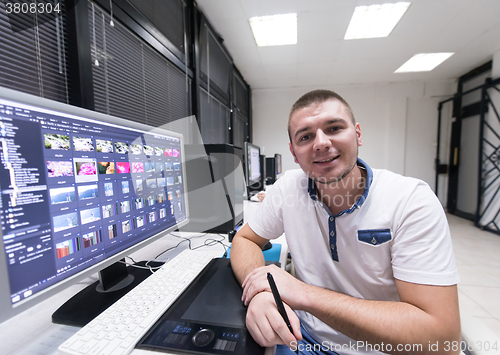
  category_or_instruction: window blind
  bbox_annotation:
[199,23,232,103]
[0,1,69,103]
[232,111,248,149]
[89,1,191,135]
[233,72,248,119]
[126,0,185,54]
[199,87,230,145]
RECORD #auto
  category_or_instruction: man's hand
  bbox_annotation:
[246,291,303,348]
[241,264,306,308]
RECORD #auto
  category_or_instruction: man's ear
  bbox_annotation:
[356,123,363,147]
[289,142,299,164]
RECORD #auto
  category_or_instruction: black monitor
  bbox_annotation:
[265,154,282,185]
[275,153,282,174]
[243,142,261,187]
[259,154,266,188]
[0,87,190,326]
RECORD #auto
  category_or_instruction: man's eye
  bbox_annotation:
[329,126,340,132]
[300,135,309,141]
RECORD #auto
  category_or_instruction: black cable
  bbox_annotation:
[153,232,229,261]
[154,237,190,260]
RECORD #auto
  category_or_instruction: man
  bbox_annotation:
[230,90,461,354]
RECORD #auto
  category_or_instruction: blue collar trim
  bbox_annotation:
[307,158,373,216]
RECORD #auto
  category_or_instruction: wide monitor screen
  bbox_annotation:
[0,88,189,320]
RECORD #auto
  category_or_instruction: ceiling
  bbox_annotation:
[195,0,500,90]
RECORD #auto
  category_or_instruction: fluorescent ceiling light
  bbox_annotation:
[249,13,297,47]
[395,53,454,73]
[344,2,410,40]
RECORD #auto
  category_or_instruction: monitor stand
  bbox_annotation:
[51,259,163,327]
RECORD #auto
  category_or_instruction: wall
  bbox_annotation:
[252,80,455,203]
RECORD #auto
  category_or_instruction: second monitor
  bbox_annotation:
[265,153,282,185]
[244,142,264,197]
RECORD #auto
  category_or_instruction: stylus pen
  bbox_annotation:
[267,272,299,354]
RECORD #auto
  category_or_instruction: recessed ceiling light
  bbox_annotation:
[344,2,411,40]
[395,53,454,73]
[249,13,297,47]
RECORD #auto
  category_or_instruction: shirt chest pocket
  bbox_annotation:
[356,229,392,273]
[357,229,392,246]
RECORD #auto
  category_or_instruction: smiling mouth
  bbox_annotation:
[314,156,338,163]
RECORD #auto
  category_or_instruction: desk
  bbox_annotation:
[0,201,283,355]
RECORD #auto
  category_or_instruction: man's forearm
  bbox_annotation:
[296,283,461,355]
[230,234,266,285]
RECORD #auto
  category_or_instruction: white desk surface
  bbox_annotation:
[0,200,282,355]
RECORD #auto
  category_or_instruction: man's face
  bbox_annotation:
[288,99,363,183]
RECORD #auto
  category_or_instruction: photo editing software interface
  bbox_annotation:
[0,98,186,307]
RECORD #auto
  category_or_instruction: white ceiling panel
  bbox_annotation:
[196,0,500,89]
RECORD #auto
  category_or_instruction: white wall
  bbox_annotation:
[252,80,455,202]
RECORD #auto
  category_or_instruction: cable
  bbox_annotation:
[190,235,229,253]
[154,237,190,260]
[169,232,209,239]
[118,259,162,273]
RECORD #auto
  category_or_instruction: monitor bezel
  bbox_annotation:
[0,87,190,324]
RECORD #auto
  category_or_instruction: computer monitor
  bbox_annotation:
[243,142,261,187]
[0,87,190,325]
[275,153,282,174]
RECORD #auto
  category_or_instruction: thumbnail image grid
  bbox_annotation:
[135,215,145,228]
[115,142,129,154]
[104,182,114,197]
[96,139,113,153]
[98,162,115,174]
[47,161,73,178]
[122,181,130,194]
[143,145,154,155]
[53,212,78,233]
[131,162,144,173]
[154,147,163,156]
[130,143,143,155]
[108,224,117,239]
[73,137,94,152]
[56,237,81,259]
[77,184,98,200]
[116,162,130,174]
[102,204,117,218]
[120,200,131,213]
[122,219,132,233]
[80,207,101,225]
[74,159,98,183]
[148,211,157,223]
[49,187,76,205]
[45,134,70,150]
[82,230,102,248]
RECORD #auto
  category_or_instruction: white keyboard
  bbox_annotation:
[58,249,215,355]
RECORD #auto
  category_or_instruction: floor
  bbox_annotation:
[449,213,500,340]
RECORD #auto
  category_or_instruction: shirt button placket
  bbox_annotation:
[329,216,338,262]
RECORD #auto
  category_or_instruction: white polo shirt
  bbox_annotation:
[248,159,459,354]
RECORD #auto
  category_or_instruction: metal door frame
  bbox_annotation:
[476,77,500,233]
[436,77,500,233]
